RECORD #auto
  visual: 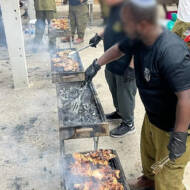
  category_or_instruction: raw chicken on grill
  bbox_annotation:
[57,50,71,58]
[51,18,69,30]
[52,50,79,71]
[53,57,79,71]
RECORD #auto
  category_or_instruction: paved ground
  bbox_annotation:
[0,24,190,190]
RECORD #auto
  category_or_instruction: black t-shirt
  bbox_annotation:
[119,29,190,132]
[104,4,132,75]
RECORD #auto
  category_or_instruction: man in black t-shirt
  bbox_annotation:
[84,0,190,189]
[89,0,137,138]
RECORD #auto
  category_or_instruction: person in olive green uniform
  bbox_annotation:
[33,0,56,51]
[68,0,88,44]
[172,0,190,49]
[98,0,110,24]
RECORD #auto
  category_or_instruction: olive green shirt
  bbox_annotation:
[34,0,56,11]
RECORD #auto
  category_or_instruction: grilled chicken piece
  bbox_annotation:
[51,18,69,30]
[52,57,62,63]
[53,58,79,71]
[71,150,124,190]
[72,150,116,166]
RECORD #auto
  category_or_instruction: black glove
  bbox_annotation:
[168,132,188,161]
[124,67,135,82]
[85,59,101,83]
[89,34,102,48]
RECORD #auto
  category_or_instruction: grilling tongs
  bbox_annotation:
[72,82,88,113]
[69,44,93,56]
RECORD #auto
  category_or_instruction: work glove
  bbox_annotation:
[89,34,102,48]
[167,132,188,161]
[84,59,101,84]
[124,67,135,82]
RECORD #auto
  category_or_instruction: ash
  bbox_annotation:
[57,82,102,127]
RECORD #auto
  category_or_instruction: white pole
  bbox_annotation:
[0,0,29,89]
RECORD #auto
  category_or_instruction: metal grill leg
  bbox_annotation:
[90,4,94,25]
[69,36,72,49]
[60,139,65,156]
[88,3,94,26]
[93,137,99,151]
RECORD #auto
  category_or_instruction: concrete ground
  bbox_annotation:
[0,23,190,190]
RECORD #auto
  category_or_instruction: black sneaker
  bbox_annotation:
[106,112,122,120]
[110,122,136,138]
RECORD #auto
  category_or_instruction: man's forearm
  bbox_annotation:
[175,90,190,132]
[97,44,124,66]
[98,30,104,39]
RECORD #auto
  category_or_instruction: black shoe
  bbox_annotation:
[106,112,122,120]
[110,122,136,138]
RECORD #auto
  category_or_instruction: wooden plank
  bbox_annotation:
[52,72,85,83]
[59,123,109,140]
[1,0,29,89]
[157,0,178,4]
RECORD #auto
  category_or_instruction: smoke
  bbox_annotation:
[60,154,102,190]
[24,19,51,54]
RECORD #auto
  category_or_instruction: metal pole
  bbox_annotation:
[0,0,29,89]
[93,137,99,151]
[60,139,66,156]
[88,0,94,25]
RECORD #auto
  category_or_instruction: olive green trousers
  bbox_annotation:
[34,11,57,50]
[98,0,110,24]
[172,19,190,49]
[141,114,190,190]
[69,3,88,39]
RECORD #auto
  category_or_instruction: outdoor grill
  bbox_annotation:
[61,150,130,190]
[50,45,109,154]
[49,17,71,39]
[56,81,109,153]
[51,49,85,83]
[49,18,130,190]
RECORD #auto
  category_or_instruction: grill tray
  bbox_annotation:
[49,17,71,38]
[61,150,130,190]
[51,49,85,83]
[57,81,109,139]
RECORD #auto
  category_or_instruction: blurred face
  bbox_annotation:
[121,7,140,39]
[121,7,150,40]
[105,0,123,6]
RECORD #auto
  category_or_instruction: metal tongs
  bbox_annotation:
[69,44,93,56]
[151,155,170,175]
[71,82,88,114]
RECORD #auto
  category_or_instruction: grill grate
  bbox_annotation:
[61,150,130,190]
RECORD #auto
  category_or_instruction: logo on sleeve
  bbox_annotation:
[113,21,122,33]
[144,68,151,82]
